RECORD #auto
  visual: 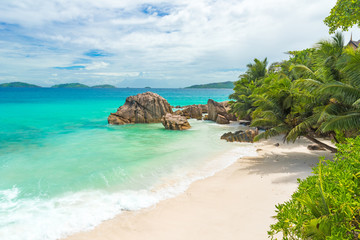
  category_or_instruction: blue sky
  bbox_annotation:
[0,0,354,87]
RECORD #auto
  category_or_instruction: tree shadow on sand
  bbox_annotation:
[239,150,334,184]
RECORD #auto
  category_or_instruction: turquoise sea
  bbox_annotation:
[0,88,256,240]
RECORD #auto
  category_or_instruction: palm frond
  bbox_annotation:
[340,50,360,88]
[290,64,316,78]
[254,125,290,142]
[321,112,360,132]
[321,82,360,105]
[287,113,320,142]
[250,119,278,128]
[294,78,323,89]
[352,98,360,109]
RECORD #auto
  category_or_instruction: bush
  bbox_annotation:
[268,137,360,239]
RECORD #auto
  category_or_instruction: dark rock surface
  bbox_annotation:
[307,144,326,151]
[198,104,208,113]
[239,120,251,126]
[216,114,229,124]
[108,92,172,125]
[174,110,183,115]
[182,105,203,120]
[220,129,259,143]
[161,113,191,130]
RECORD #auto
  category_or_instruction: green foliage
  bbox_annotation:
[229,58,268,120]
[268,137,360,239]
[324,0,360,33]
[229,32,360,149]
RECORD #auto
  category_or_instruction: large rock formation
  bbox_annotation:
[182,105,203,120]
[161,113,191,130]
[108,92,173,125]
[198,104,208,113]
[220,129,259,143]
[207,99,237,124]
[173,104,205,120]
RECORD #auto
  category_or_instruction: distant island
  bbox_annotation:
[0,81,235,89]
[51,83,117,88]
[51,83,90,88]
[91,84,116,88]
[0,82,41,88]
[185,81,234,89]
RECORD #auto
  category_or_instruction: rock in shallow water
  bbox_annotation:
[108,92,173,125]
[220,129,258,143]
[161,113,191,130]
[182,105,203,120]
[207,99,236,124]
[216,114,229,124]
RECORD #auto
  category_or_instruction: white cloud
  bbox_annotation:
[0,0,349,87]
[92,72,140,77]
[85,62,109,70]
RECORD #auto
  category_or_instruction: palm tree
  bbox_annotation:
[315,31,344,82]
[318,47,360,135]
[288,37,360,145]
[230,58,268,120]
[245,58,268,82]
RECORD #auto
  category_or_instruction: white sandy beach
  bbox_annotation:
[64,136,334,240]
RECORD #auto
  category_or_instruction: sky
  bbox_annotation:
[0,0,355,88]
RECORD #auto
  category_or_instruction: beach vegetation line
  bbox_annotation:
[268,136,360,239]
[229,32,360,152]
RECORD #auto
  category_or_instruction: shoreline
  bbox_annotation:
[63,135,334,240]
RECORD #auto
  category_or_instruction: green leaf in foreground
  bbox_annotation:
[268,137,360,239]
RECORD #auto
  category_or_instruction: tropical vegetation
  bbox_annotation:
[268,137,360,239]
[229,32,360,153]
[324,0,360,33]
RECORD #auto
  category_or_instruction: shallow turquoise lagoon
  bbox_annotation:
[0,88,256,240]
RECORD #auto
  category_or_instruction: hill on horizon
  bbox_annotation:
[91,84,116,88]
[51,83,90,88]
[185,81,234,89]
[0,82,41,88]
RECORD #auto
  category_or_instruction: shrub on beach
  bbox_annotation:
[268,136,360,239]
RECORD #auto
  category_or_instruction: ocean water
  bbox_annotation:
[0,88,257,240]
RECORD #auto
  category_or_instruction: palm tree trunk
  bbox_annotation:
[330,131,339,144]
[305,135,337,153]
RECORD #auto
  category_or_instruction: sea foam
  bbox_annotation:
[0,144,257,240]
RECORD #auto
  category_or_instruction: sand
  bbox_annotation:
[64,136,334,240]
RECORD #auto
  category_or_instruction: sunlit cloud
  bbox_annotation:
[92,72,140,77]
[85,62,109,70]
